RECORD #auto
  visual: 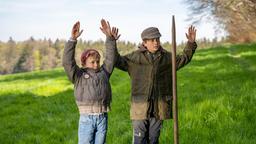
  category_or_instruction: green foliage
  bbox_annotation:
[0,43,255,143]
[33,50,41,71]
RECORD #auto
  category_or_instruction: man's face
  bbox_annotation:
[143,38,160,53]
[85,56,100,70]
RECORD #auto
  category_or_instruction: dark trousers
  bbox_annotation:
[132,117,163,144]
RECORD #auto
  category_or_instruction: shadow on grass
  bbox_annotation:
[0,89,79,144]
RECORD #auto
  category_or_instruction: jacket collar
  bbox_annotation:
[82,67,100,73]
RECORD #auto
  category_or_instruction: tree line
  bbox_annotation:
[0,37,137,75]
[0,36,225,75]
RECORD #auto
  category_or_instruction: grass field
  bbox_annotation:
[0,43,256,144]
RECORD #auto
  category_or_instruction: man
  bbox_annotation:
[115,26,197,144]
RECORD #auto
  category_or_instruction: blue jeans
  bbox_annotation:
[78,113,108,144]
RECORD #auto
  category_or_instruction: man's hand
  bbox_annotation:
[71,21,83,40]
[185,25,196,43]
[100,19,121,40]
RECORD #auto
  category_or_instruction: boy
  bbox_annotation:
[62,19,120,144]
[115,26,197,144]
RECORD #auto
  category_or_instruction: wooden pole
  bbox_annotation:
[172,15,179,144]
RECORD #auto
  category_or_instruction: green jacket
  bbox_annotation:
[115,42,197,120]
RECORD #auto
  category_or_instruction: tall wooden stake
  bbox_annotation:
[172,15,179,144]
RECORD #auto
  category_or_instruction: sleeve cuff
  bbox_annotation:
[106,36,116,41]
[69,38,77,42]
[187,41,197,50]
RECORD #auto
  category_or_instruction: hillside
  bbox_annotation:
[0,43,255,144]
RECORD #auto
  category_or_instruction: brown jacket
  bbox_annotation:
[115,42,197,120]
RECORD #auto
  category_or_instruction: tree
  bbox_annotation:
[53,39,62,67]
[0,37,19,74]
[13,37,36,73]
[185,0,256,42]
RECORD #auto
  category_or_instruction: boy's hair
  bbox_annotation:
[81,49,101,66]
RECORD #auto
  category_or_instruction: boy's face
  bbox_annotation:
[143,38,160,53]
[85,56,100,70]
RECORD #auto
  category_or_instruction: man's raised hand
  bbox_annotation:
[185,25,196,43]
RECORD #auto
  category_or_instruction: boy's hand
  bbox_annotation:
[71,21,83,40]
[100,19,111,37]
[100,19,121,40]
[185,25,196,43]
[111,27,121,40]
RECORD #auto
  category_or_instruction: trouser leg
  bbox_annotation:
[132,120,148,144]
[132,118,162,144]
[148,117,162,144]
[95,113,108,144]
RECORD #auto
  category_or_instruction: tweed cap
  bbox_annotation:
[141,27,161,40]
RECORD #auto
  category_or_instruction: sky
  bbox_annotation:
[0,0,224,44]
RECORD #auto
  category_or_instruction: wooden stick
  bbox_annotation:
[172,15,179,144]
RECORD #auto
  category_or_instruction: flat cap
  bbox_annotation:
[141,27,161,40]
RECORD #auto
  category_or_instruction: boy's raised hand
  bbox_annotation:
[71,21,83,40]
[100,19,111,37]
[111,27,121,40]
[100,19,120,40]
[185,25,196,43]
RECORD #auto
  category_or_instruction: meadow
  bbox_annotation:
[0,43,255,144]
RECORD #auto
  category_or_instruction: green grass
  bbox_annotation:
[0,43,256,143]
